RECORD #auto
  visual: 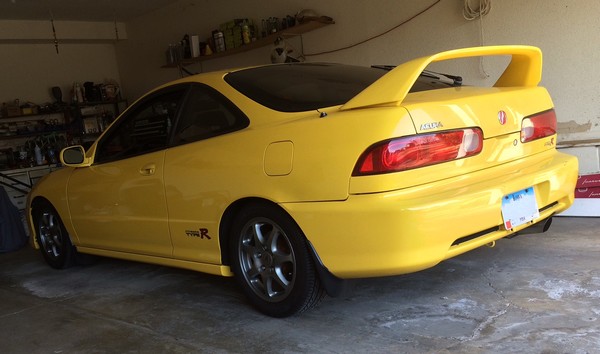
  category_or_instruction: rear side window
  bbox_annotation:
[172,84,249,144]
[225,63,385,112]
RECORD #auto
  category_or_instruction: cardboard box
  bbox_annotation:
[20,106,38,115]
[575,188,600,198]
[80,106,100,116]
[4,104,21,117]
[574,173,600,198]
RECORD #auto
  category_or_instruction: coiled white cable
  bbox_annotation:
[463,0,491,78]
[463,0,491,20]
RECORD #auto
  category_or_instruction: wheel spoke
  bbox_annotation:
[272,251,293,265]
[53,234,63,248]
[249,268,270,297]
[241,239,257,255]
[265,228,279,252]
[264,275,277,297]
[47,214,55,229]
[246,265,261,280]
[252,223,267,247]
[276,266,292,285]
[50,245,59,257]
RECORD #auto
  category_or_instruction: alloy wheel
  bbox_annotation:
[38,211,65,261]
[238,217,296,302]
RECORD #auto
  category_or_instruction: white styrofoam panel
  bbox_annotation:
[558,146,600,174]
[557,198,600,217]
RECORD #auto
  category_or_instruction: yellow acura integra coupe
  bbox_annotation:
[28,46,577,317]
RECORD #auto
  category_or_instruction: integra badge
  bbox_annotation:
[420,122,443,131]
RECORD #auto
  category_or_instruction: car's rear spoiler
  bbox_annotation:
[340,45,542,111]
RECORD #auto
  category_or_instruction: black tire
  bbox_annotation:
[33,202,75,269]
[230,203,324,317]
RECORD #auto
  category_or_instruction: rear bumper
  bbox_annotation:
[282,150,578,278]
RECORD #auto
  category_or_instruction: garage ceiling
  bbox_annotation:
[0,0,175,21]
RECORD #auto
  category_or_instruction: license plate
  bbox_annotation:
[501,187,539,230]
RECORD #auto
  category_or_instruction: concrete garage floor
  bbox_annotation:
[1,217,599,353]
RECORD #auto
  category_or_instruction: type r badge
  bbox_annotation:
[185,228,212,239]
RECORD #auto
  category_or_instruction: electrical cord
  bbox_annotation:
[304,0,441,57]
[463,0,491,78]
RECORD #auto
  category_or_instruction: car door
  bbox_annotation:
[67,85,188,256]
[163,84,249,263]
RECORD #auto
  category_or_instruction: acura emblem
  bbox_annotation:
[498,110,507,125]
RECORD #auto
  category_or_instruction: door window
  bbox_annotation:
[95,87,186,163]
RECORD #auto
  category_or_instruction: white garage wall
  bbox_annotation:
[0,21,126,105]
[116,0,599,145]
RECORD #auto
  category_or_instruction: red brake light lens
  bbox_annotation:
[520,109,557,143]
[353,128,483,176]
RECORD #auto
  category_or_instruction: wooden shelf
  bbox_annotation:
[0,110,65,120]
[0,129,69,141]
[73,99,127,107]
[162,19,334,68]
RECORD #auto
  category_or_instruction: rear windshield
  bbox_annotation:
[225,63,455,112]
[225,63,382,112]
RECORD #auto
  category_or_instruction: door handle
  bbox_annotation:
[139,163,156,176]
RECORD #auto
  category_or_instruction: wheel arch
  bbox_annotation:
[218,197,277,266]
[219,197,347,297]
[30,195,52,210]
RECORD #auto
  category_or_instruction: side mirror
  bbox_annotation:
[60,145,91,167]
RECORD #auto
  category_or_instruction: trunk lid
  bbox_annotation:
[403,85,554,140]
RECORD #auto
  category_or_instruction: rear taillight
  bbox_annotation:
[520,109,557,143]
[353,128,483,176]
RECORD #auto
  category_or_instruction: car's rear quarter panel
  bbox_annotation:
[195,79,420,203]
[162,104,416,259]
[254,106,418,201]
